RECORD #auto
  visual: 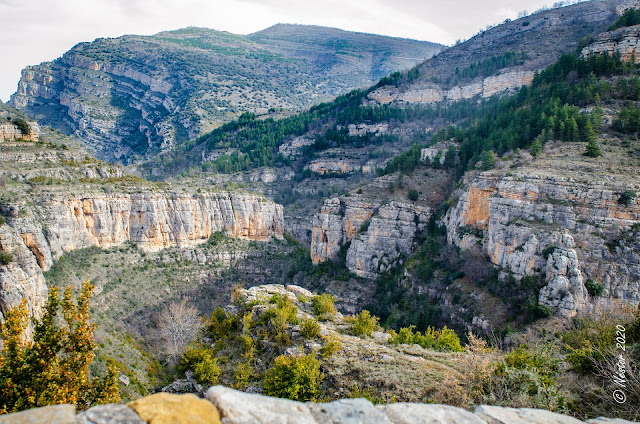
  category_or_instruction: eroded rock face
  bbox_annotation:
[368,70,536,105]
[310,198,380,265]
[0,190,283,327]
[346,202,431,279]
[443,173,640,315]
[310,198,431,278]
[582,25,640,63]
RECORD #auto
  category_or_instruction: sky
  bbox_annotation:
[0,0,570,102]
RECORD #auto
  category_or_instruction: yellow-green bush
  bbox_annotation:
[311,293,336,320]
[350,310,379,337]
[263,354,323,401]
[320,334,342,358]
[300,318,320,339]
[434,326,464,352]
[178,345,221,385]
[0,281,119,414]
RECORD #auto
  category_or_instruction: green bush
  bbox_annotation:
[299,318,320,339]
[320,334,342,358]
[350,310,379,337]
[535,304,554,318]
[11,117,30,136]
[434,326,464,352]
[178,345,221,385]
[207,231,226,246]
[584,279,604,297]
[618,190,637,206]
[311,293,336,320]
[0,216,5,226]
[407,189,419,201]
[263,354,322,401]
[0,250,14,265]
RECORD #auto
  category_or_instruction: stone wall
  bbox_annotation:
[0,387,631,424]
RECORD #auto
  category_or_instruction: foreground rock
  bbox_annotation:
[0,387,635,424]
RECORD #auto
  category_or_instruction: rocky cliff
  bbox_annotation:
[310,197,431,278]
[369,70,536,105]
[368,0,618,106]
[0,190,283,323]
[582,24,640,63]
[9,26,441,163]
[443,171,640,316]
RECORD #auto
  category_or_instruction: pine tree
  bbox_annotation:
[584,120,601,158]
[0,280,120,414]
[530,135,543,157]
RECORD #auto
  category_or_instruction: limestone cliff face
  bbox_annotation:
[443,173,640,315]
[368,70,536,105]
[582,25,640,63]
[310,198,380,265]
[310,197,431,278]
[346,202,430,279]
[10,54,176,162]
[0,190,284,326]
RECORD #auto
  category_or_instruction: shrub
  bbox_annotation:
[535,304,554,318]
[618,190,637,206]
[178,345,221,385]
[206,307,239,341]
[389,325,435,349]
[0,216,5,226]
[11,117,30,136]
[542,245,556,260]
[358,220,370,234]
[311,293,336,320]
[434,326,464,352]
[0,250,13,265]
[320,334,342,358]
[351,310,379,337]
[584,279,604,297]
[0,280,119,413]
[263,354,322,401]
[208,230,226,246]
[408,189,419,201]
[299,318,320,339]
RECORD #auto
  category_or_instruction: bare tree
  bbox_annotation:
[158,299,201,363]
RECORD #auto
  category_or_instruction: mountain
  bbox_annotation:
[8,25,442,163]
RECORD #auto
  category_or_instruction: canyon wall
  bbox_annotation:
[0,190,284,326]
[443,173,640,316]
[310,197,431,278]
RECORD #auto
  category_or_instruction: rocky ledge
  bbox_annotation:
[0,387,633,424]
[443,171,640,316]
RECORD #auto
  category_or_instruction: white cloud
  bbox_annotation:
[0,0,558,101]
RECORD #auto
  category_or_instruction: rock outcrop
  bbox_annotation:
[346,202,431,279]
[582,25,640,63]
[311,197,431,278]
[369,70,536,105]
[310,197,380,265]
[443,172,640,315]
[1,388,633,424]
[0,190,283,326]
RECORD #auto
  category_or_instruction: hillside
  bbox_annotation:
[8,25,442,163]
[0,107,289,399]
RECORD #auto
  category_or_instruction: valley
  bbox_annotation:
[1,0,640,422]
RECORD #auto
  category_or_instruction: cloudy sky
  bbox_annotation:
[0,0,568,101]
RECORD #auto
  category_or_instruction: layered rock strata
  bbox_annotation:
[443,173,640,315]
[582,25,640,63]
[311,198,431,278]
[0,191,284,325]
[369,70,536,105]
